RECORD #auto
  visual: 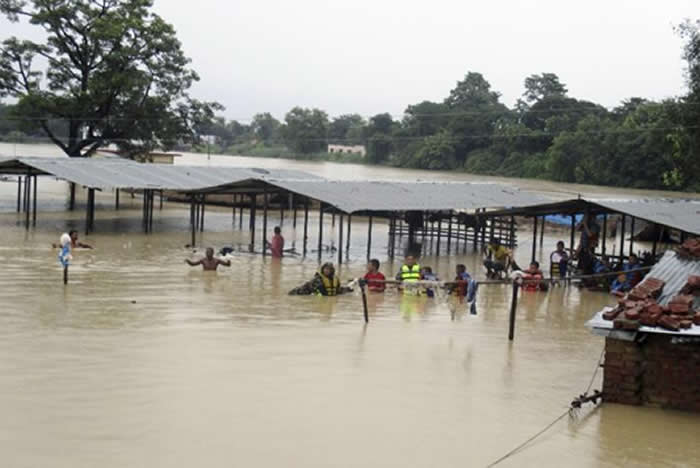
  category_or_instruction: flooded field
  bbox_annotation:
[0,144,698,467]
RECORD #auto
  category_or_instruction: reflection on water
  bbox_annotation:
[0,144,698,467]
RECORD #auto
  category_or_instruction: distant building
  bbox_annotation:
[328,144,366,157]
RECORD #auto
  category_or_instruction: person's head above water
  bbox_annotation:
[629,253,639,264]
[69,230,78,242]
[367,259,380,273]
[556,240,565,251]
[205,247,214,259]
[274,226,281,235]
[421,266,433,274]
[456,264,466,274]
[405,255,417,266]
[530,261,540,271]
[321,262,335,278]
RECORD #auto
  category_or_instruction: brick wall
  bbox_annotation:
[603,335,700,411]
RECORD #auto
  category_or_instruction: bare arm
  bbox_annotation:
[76,242,93,249]
[185,259,202,267]
[217,258,231,267]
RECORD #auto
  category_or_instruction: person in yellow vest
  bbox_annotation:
[396,254,421,294]
[288,262,352,296]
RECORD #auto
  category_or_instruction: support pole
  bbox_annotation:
[346,214,351,258]
[361,282,369,324]
[570,215,576,253]
[303,199,309,257]
[446,210,453,254]
[508,281,519,341]
[16,176,21,212]
[531,216,538,263]
[262,190,269,257]
[367,215,373,260]
[539,215,544,247]
[473,209,480,251]
[25,173,31,230]
[250,195,256,252]
[652,224,660,260]
[159,190,163,210]
[69,182,76,211]
[318,203,324,262]
[150,190,155,231]
[190,197,196,247]
[280,204,284,226]
[629,217,636,256]
[32,175,37,227]
[619,215,626,262]
[510,216,516,249]
[436,212,442,256]
[232,194,236,225]
[602,214,607,255]
[115,189,120,210]
[239,196,244,230]
[63,265,68,285]
[199,196,206,232]
[338,214,344,265]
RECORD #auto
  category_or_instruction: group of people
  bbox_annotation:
[288,254,478,300]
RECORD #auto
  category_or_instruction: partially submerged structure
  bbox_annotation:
[586,241,700,411]
[0,156,547,262]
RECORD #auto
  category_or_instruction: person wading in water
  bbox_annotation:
[185,247,231,271]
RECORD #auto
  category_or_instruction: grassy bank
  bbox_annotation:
[194,143,366,164]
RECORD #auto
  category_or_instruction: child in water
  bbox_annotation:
[364,258,386,292]
[421,266,439,298]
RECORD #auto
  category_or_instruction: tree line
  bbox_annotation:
[1,2,698,192]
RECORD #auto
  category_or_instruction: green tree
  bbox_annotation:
[0,0,220,157]
[251,112,281,144]
[365,113,395,163]
[522,73,568,104]
[445,72,501,109]
[408,131,456,170]
[283,107,328,154]
[328,113,365,144]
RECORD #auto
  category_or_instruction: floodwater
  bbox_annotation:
[0,143,698,468]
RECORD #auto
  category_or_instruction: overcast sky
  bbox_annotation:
[3,0,700,122]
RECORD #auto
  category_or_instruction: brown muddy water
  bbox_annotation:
[0,144,698,467]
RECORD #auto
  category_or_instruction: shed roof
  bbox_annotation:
[586,250,700,336]
[0,157,321,190]
[191,178,549,214]
[484,198,700,235]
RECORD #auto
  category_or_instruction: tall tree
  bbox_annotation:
[522,73,568,104]
[251,112,280,144]
[328,114,365,144]
[0,0,220,158]
[445,72,501,109]
[365,113,394,164]
[283,107,328,154]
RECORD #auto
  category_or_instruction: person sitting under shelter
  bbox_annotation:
[364,259,386,292]
[289,263,352,296]
[550,241,569,281]
[185,247,231,271]
[483,238,511,279]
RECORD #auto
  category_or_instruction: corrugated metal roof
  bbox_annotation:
[0,157,321,190]
[586,250,700,336]
[193,178,549,214]
[484,197,700,235]
[593,199,700,237]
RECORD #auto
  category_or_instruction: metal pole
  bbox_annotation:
[239,195,244,230]
[602,214,607,255]
[280,204,284,227]
[346,214,352,258]
[629,217,636,256]
[436,212,442,256]
[619,215,626,262]
[652,224,659,260]
[115,189,120,210]
[508,281,519,341]
[473,209,479,250]
[199,196,206,232]
[25,173,31,229]
[510,215,516,249]
[232,194,236,224]
[318,202,324,262]
[570,215,576,253]
[539,215,544,247]
[190,197,196,246]
[292,194,298,229]
[367,215,373,260]
[69,182,75,211]
[250,195,256,252]
[16,176,21,212]
[361,282,369,323]
[262,190,268,257]
[446,210,453,254]
[159,190,163,210]
[63,265,68,285]
[338,214,344,265]
[531,216,538,263]
[85,188,93,235]
[303,199,309,257]
[32,175,37,226]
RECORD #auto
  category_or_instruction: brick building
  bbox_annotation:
[587,244,700,412]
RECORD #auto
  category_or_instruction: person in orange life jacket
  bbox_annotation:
[288,262,352,296]
[363,258,386,292]
[522,261,548,292]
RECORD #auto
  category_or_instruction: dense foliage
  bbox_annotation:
[0,0,220,157]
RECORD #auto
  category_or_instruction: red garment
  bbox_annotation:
[269,234,284,257]
[364,272,386,292]
[522,271,544,292]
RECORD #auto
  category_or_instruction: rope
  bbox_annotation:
[485,345,605,467]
